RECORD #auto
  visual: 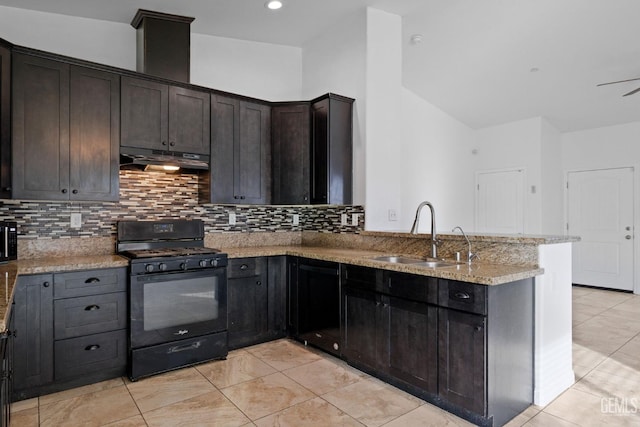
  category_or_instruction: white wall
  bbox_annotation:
[191,34,302,101]
[0,6,136,70]
[0,6,303,103]
[474,118,544,234]
[363,8,403,230]
[540,118,564,234]
[399,89,475,233]
[301,11,367,205]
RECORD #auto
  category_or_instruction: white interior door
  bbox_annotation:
[476,169,525,234]
[567,167,634,291]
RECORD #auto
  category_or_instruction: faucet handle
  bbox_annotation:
[468,251,479,263]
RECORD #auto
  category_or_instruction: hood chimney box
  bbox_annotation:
[131,9,194,83]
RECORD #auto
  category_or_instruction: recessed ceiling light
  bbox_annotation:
[265,1,283,10]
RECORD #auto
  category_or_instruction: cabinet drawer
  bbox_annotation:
[54,329,127,380]
[438,279,487,315]
[384,271,437,304]
[54,268,126,299]
[54,292,127,339]
[342,265,379,292]
[228,258,266,278]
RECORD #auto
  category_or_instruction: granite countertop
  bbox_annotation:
[222,246,544,286]
[361,230,580,244]
[0,255,129,331]
[0,245,545,331]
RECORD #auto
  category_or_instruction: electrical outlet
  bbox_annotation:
[388,209,398,221]
[351,213,360,226]
[70,213,82,229]
[292,214,300,226]
[228,212,236,225]
[341,214,348,226]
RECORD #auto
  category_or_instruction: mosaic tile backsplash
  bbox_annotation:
[0,169,365,239]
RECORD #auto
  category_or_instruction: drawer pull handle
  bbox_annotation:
[84,305,100,311]
[454,291,471,300]
[85,277,100,284]
[240,264,248,270]
[85,344,100,351]
[168,341,202,354]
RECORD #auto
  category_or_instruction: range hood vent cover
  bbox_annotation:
[131,9,194,83]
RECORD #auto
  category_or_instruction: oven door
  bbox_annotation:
[130,267,227,349]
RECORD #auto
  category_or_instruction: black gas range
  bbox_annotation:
[117,219,228,381]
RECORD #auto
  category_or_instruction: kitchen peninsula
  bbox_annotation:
[0,229,576,426]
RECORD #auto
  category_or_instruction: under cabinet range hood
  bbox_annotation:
[120,147,210,171]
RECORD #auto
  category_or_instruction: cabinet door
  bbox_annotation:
[227,258,268,349]
[237,101,270,204]
[310,98,328,204]
[12,274,54,399]
[12,54,70,200]
[0,44,10,199]
[343,286,379,370]
[271,103,310,204]
[209,94,239,203]
[311,95,353,205]
[121,77,168,151]
[69,66,119,201]
[386,297,438,393]
[267,256,287,337]
[438,308,486,415]
[169,86,210,155]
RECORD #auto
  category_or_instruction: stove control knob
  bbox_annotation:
[199,260,208,268]
[145,264,154,273]
[211,259,219,267]
[180,262,187,270]
[159,263,167,271]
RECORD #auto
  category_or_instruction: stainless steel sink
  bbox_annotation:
[370,255,460,268]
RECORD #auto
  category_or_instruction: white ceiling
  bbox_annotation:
[1,0,639,132]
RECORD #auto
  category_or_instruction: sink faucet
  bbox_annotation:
[452,226,476,264]
[410,201,439,258]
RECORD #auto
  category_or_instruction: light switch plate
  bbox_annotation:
[70,213,82,229]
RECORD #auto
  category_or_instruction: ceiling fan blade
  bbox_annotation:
[622,86,640,97]
[597,77,640,87]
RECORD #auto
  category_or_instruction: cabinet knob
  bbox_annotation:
[169,141,175,147]
[474,325,482,332]
[85,344,100,351]
[61,189,68,194]
[162,141,167,146]
[72,189,78,194]
[43,282,50,288]
[3,187,11,192]
[256,281,262,286]
[240,264,248,270]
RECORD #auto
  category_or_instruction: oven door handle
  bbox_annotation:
[167,341,202,354]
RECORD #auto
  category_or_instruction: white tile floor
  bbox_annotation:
[10,285,640,426]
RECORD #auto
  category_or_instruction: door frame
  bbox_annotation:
[564,166,638,294]
[474,167,527,234]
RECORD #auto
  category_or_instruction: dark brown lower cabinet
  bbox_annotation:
[12,274,54,400]
[227,257,286,350]
[342,266,438,394]
[438,308,486,415]
[13,268,127,401]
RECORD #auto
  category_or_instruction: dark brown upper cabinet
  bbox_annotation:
[271,103,311,205]
[0,42,11,199]
[271,94,353,206]
[311,94,353,205]
[120,76,210,155]
[12,53,120,201]
[201,94,270,204]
